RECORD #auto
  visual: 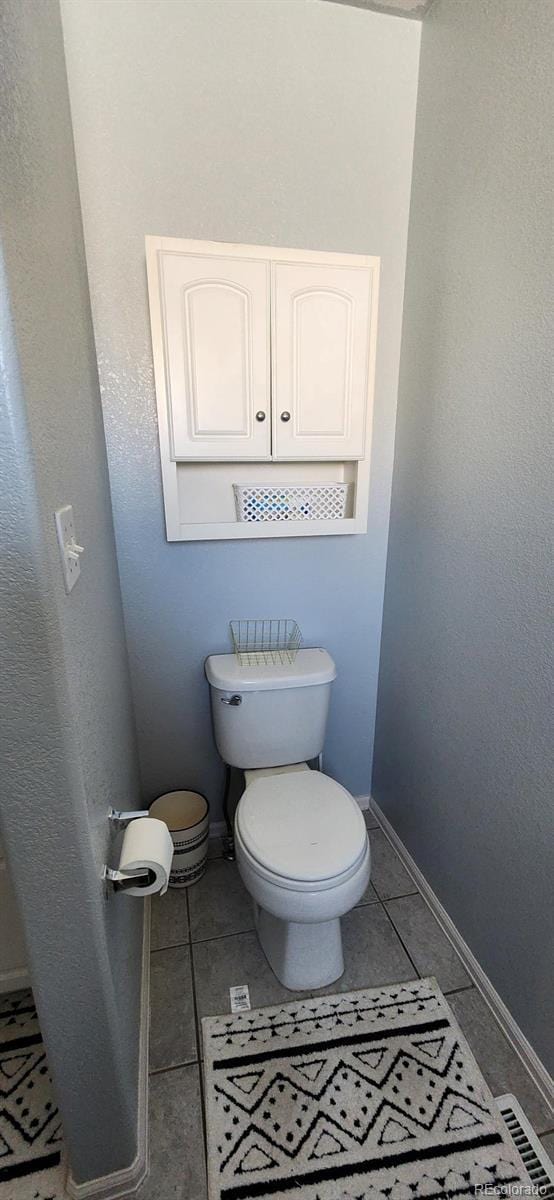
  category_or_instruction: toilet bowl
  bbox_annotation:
[235,768,370,990]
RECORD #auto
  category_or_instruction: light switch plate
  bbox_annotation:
[54,505,82,593]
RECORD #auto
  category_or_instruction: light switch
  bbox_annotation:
[54,505,84,593]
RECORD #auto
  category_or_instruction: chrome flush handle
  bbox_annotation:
[221,694,242,706]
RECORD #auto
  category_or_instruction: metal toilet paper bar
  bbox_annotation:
[103,806,152,892]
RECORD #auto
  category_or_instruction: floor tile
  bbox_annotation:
[312,904,417,997]
[447,987,553,1135]
[193,930,307,1025]
[150,946,197,1072]
[193,903,417,1029]
[207,836,223,860]
[355,878,380,907]
[384,893,471,993]
[369,828,418,900]
[136,1064,207,1200]
[188,859,254,942]
[364,809,380,830]
[540,1131,554,1161]
[151,889,189,951]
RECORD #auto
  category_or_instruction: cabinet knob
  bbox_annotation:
[255,411,266,422]
[280,411,291,422]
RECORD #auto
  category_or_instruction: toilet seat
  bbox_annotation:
[236,770,367,886]
[236,829,368,894]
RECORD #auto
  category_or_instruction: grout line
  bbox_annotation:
[190,926,256,946]
[373,887,419,902]
[442,983,476,997]
[149,1057,198,1077]
[151,938,190,954]
[382,895,474,995]
[382,887,422,900]
[187,891,209,1160]
[378,899,422,981]
[381,895,476,996]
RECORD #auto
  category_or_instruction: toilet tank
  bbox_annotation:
[205,649,336,769]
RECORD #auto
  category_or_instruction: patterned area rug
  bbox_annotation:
[0,990,65,1199]
[203,977,531,1200]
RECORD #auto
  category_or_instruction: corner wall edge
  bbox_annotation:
[65,900,151,1200]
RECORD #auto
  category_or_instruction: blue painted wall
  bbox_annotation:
[374,0,554,1069]
[62,0,421,817]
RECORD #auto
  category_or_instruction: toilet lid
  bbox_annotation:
[236,771,366,883]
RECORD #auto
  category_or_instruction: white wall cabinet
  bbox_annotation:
[272,260,371,460]
[159,250,271,460]
[146,237,380,540]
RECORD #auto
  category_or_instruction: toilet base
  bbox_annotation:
[255,903,344,991]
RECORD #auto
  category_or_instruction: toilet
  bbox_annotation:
[205,648,370,990]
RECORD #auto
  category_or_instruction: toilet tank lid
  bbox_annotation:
[205,648,336,692]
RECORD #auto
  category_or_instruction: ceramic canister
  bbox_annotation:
[149,790,210,888]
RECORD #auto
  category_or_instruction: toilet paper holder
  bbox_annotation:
[102,864,156,893]
[108,806,149,829]
[104,806,152,892]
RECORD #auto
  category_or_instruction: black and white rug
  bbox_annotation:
[203,977,531,1200]
[0,990,65,1198]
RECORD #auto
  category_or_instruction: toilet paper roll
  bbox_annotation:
[117,817,174,896]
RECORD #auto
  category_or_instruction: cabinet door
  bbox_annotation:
[272,261,372,459]
[159,251,270,459]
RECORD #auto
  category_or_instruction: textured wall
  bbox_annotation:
[61,0,421,817]
[374,0,554,1068]
[0,0,143,1181]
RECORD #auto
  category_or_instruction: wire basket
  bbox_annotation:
[230,619,302,666]
[233,482,350,522]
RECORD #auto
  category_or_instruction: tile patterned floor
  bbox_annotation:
[139,811,554,1199]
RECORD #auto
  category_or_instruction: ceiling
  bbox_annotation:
[323,0,433,19]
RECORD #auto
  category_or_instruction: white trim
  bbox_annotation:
[172,515,368,541]
[495,1093,554,1183]
[146,235,375,268]
[354,794,370,811]
[66,901,151,1200]
[369,798,554,1112]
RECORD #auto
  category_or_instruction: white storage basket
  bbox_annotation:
[233,482,350,522]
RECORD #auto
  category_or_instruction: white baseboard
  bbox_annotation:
[66,901,151,1200]
[369,797,554,1112]
[355,794,370,811]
